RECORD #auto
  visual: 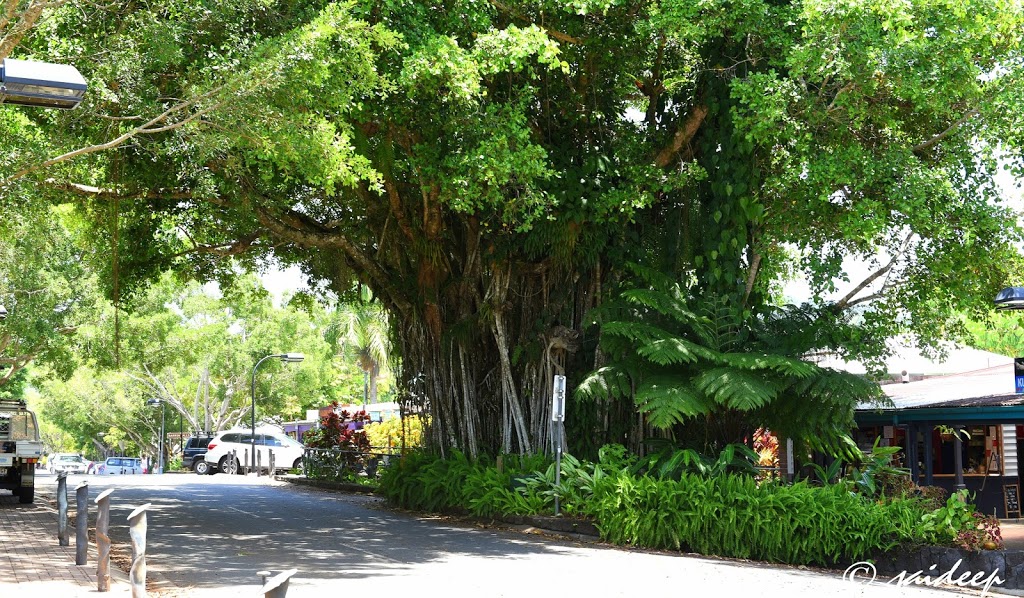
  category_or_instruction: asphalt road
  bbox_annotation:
[31,471,962,598]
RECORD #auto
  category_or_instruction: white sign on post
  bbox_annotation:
[551,375,566,422]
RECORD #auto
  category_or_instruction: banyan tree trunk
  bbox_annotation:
[392,258,598,458]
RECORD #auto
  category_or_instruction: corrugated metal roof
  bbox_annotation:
[856,363,1021,410]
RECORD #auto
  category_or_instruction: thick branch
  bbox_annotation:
[742,252,762,308]
[172,231,264,259]
[0,0,58,61]
[654,105,708,168]
[833,233,914,311]
[253,205,412,316]
[912,109,980,155]
[45,180,197,201]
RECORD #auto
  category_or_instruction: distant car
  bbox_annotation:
[48,453,88,474]
[182,436,213,474]
[204,429,304,475]
[96,457,143,475]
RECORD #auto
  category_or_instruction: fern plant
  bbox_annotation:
[577,269,883,455]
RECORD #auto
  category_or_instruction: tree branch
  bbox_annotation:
[44,180,197,201]
[833,233,914,311]
[912,108,980,155]
[0,0,61,61]
[654,105,708,168]
[253,205,413,316]
[3,79,240,188]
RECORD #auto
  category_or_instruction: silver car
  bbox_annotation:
[48,453,88,474]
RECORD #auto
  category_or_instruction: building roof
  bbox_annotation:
[874,363,1019,409]
[855,363,1024,425]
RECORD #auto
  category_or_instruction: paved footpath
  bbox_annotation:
[0,491,132,596]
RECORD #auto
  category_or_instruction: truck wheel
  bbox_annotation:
[194,460,210,475]
[18,485,34,504]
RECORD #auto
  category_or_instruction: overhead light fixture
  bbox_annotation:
[995,287,1024,311]
[0,58,86,109]
[280,353,305,363]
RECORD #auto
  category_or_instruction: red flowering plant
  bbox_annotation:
[303,402,372,477]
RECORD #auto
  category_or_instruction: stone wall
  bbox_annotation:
[873,546,1024,590]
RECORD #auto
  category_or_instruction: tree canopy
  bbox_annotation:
[4,0,1024,457]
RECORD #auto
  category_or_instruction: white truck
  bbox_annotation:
[0,399,43,504]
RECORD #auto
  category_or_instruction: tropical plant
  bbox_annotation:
[918,490,1002,550]
[635,441,760,480]
[577,273,884,456]
[303,403,372,476]
[586,470,929,565]
[845,437,911,498]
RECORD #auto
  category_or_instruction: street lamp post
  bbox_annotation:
[145,399,165,474]
[250,353,305,474]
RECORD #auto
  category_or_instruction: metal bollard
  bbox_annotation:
[76,482,89,565]
[262,568,298,598]
[57,472,69,546]
[95,488,114,592]
[127,503,152,598]
[269,449,275,476]
[257,449,262,477]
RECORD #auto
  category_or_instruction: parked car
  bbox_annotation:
[96,457,144,475]
[48,453,89,474]
[182,436,213,474]
[204,429,304,475]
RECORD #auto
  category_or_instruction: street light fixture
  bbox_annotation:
[0,58,87,109]
[145,398,165,474]
[995,287,1024,311]
[250,353,304,474]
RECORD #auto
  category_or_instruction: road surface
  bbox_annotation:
[32,472,967,597]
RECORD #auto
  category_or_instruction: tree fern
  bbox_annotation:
[638,337,719,365]
[578,269,879,454]
[694,367,779,411]
[635,378,711,427]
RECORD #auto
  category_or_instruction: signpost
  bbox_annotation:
[551,374,566,516]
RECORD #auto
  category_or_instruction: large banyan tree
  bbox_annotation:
[4,0,1024,456]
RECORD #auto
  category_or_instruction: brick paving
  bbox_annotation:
[0,491,132,596]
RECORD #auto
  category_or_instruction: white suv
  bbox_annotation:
[204,429,304,475]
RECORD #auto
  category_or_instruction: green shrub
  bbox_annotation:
[586,470,928,565]
[918,490,1003,550]
[379,445,983,567]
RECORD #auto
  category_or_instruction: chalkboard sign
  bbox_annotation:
[1005,484,1021,518]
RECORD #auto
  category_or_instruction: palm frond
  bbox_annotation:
[788,367,886,406]
[621,288,700,326]
[718,352,817,378]
[576,366,635,402]
[635,377,712,428]
[601,321,677,346]
[638,337,719,366]
[694,367,779,411]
